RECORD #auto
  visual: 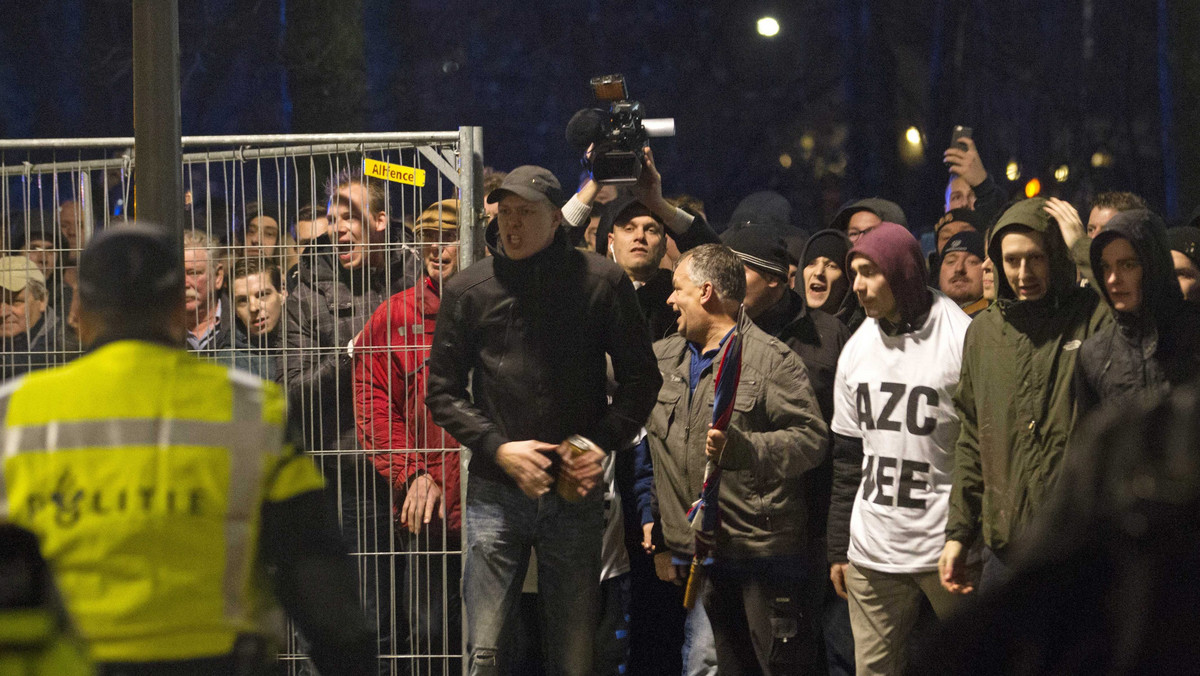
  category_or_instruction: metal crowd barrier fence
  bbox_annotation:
[0,129,484,675]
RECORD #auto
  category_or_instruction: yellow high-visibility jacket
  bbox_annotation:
[0,340,325,664]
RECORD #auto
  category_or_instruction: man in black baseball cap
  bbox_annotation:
[430,160,660,674]
[485,165,568,259]
[722,220,850,456]
[938,230,988,316]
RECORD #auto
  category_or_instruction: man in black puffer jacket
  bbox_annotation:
[425,165,660,676]
[1075,209,1200,416]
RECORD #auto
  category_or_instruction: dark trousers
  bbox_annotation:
[593,573,632,675]
[704,558,822,676]
[401,528,462,674]
[821,579,856,676]
[315,454,400,676]
[979,547,1014,593]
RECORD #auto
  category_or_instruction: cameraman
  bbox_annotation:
[595,147,721,339]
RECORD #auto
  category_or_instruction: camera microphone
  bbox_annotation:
[643,118,675,138]
[566,108,606,152]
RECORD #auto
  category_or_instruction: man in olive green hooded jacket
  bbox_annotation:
[939,197,1110,593]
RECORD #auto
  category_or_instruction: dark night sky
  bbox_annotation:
[1,0,1196,231]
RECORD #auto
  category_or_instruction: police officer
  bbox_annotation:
[0,223,375,675]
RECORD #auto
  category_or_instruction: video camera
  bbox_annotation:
[566,74,675,185]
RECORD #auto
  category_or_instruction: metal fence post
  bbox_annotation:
[132,0,184,257]
[457,126,485,271]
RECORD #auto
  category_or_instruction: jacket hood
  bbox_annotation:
[829,197,908,231]
[848,221,932,327]
[1090,209,1182,324]
[800,228,859,322]
[987,197,1077,302]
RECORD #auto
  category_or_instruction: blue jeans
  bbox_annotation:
[464,475,605,676]
[682,574,718,676]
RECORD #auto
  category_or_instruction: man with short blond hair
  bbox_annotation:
[1086,191,1148,238]
[283,168,420,668]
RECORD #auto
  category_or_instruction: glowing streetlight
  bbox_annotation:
[1054,164,1070,182]
[757,17,780,37]
[1025,178,1042,198]
[905,127,922,146]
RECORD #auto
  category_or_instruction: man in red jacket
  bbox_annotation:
[354,198,463,669]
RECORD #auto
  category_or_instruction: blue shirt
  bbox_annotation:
[685,327,735,397]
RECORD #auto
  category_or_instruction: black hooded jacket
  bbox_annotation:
[800,229,864,331]
[753,287,850,556]
[426,220,661,486]
[1076,210,1200,416]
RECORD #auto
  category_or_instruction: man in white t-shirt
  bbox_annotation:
[824,222,972,675]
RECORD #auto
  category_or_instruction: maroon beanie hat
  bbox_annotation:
[847,221,931,326]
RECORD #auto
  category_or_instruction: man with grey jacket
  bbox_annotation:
[645,243,829,675]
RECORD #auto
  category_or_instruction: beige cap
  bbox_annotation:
[0,256,46,293]
[414,199,460,233]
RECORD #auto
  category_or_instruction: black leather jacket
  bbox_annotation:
[426,223,661,486]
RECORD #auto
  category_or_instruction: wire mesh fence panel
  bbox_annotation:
[0,130,481,676]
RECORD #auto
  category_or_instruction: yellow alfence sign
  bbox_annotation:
[363,158,427,187]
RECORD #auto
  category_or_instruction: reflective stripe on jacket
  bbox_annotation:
[0,340,325,663]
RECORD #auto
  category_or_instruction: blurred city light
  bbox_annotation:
[1091,150,1114,168]
[779,153,793,168]
[1054,164,1070,182]
[757,17,780,37]
[1006,160,1021,181]
[905,126,922,145]
[1025,178,1042,197]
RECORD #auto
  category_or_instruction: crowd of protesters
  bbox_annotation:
[4,128,1200,676]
